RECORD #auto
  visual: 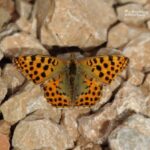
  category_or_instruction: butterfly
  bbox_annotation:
[13,54,129,107]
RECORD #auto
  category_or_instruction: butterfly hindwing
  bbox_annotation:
[42,74,71,107]
[73,69,103,106]
[78,55,129,84]
[13,55,66,84]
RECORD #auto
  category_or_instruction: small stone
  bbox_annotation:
[16,18,37,37]
[128,69,145,86]
[39,0,117,48]
[0,121,11,136]
[75,143,102,150]
[117,3,150,25]
[123,32,150,71]
[2,64,25,90]
[109,114,150,150]
[0,133,10,150]
[0,77,7,104]
[12,119,74,150]
[0,82,60,124]
[0,8,11,31]
[74,136,102,150]
[0,23,19,41]
[107,23,147,48]
[15,0,32,19]
[0,32,49,57]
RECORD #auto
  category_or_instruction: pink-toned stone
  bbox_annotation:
[0,133,10,150]
[0,121,10,136]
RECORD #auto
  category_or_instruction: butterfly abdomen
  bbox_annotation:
[69,59,77,100]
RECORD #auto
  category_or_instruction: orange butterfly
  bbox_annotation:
[13,54,129,107]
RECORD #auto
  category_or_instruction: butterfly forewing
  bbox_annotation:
[13,55,66,84]
[78,55,129,84]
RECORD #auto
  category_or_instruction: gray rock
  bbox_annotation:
[109,114,150,150]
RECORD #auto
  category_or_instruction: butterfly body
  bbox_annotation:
[13,54,129,107]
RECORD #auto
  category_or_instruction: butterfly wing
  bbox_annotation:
[42,74,71,107]
[13,55,66,84]
[78,55,129,84]
[73,69,103,107]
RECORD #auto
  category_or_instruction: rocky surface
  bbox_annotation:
[12,119,74,150]
[0,32,49,57]
[107,23,147,48]
[2,64,25,90]
[109,114,150,150]
[39,0,117,48]
[124,32,150,71]
[117,3,150,25]
[0,0,149,149]
[0,82,61,124]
